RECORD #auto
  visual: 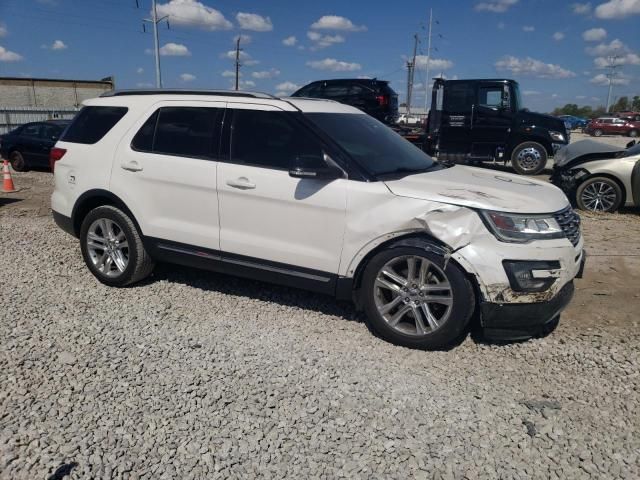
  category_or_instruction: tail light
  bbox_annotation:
[49,147,67,172]
[376,95,389,106]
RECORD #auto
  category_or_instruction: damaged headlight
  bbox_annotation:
[480,210,564,243]
[549,130,565,142]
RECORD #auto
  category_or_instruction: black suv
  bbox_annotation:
[0,120,70,171]
[291,79,399,124]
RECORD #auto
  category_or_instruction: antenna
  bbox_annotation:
[141,0,169,88]
[234,36,243,91]
[605,54,622,112]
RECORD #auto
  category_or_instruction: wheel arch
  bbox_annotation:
[71,189,143,237]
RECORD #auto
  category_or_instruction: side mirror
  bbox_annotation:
[289,153,344,180]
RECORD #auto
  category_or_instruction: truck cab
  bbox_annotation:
[425,79,569,175]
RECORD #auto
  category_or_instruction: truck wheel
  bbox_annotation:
[359,243,474,350]
[575,176,623,213]
[511,142,548,175]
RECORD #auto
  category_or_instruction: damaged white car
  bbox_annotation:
[51,90,585,349]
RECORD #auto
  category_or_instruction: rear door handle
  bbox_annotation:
[226,177,256,190]
[121,160,143,172]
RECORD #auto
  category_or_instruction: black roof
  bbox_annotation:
[101,89,276,99]
[307,78,388,84]
[434,78,517,84]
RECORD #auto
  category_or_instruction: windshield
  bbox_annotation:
[305,113,436,176]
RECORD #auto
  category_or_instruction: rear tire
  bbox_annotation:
[629,130,639,138]
[511,142,548,176]
[359,242,475,350]
[80,205,155,287]
[9,151,27,172]
[593,129,603,137]
[575,176,623,213]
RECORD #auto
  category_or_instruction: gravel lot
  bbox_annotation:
[1,148,640,479]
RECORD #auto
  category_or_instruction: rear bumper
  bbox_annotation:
[52,210,76,237]
[481,281,574,341]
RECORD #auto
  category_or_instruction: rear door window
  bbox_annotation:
[20,124,42,138]
[131,107,223,159]
[61,106,128,144]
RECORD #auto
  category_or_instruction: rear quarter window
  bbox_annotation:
[61,106,128,144]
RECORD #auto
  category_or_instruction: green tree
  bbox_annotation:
[612,96,629,112]
[632,96,640,111]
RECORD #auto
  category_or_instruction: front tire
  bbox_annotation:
[360,243,474,349]
[629,129,639,138]
[575,177,623,213]
[9,151,27,172]
[80,205,155,286]
[592,129,603,137]
[511,142,548,175]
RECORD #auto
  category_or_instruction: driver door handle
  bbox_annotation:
[226,177,256,190]
[121,160,143,172]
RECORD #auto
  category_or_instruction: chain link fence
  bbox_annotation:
[0,107,79,134]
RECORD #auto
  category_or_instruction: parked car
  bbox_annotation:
[0,120,70,171]
[51,89,584,349]
[584,117,639,137]
[552,139,640,213]
[615,111,640,122]
[558,115,588,130]
[397,113,422,125]
[424,78,570,175]
[291,79,399,125]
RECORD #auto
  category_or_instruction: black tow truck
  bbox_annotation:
[422,78,570,175]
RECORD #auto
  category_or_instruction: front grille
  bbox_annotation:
[554,206,581,247]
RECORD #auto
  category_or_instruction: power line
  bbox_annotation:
[141,0,169,88]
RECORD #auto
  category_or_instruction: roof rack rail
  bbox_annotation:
[100,89,278,99]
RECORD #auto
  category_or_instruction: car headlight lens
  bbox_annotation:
[480,210,564,243]
[550,130,565,142]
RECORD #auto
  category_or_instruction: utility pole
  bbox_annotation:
[605,55,621,112]
[406,33,419,115]
[234,36,242,91]
[143,0,169,88]
[424,8,433,113]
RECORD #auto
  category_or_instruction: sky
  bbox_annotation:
[0,0,639,112]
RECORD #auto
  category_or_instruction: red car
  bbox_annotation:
[585,117,639,137]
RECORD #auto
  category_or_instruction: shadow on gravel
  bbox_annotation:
[149,263,364,324]
[0,197,23,208]
[48,462,78,480]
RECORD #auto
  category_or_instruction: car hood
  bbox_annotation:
[554,139,624,168]
[383,165,569,213]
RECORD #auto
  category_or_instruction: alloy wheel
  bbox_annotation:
[580,181,618,212]
[516,147,543,173]
[86,218,130,277]
[373,255,453,336]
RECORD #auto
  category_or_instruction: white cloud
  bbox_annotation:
[475,0,518,13]
[275,91,289,97]
[156,0,232,30]
[221,49,259,66]
[585,38,629,57]
[552,32,565,41]
[0,24,7,38]
[357,75,372,79]
[523,90,540,95]
[497,21,506,29]
[136,67,144,74]
[237,79,256,89]
[0,45,22,61]
[572,2,592,14]
[582,27,607,41]
[233,34,252,45]
[495,55,576,78]
[236,12,273,32]
[594,52,640,67]
[251,68,280,79]
[153,42,191,56]
[310,15,367,31]
[590,72,630,85]
[576,95,587,99]
[522,25,535,32]
[414,56,454,70]
[221,70,237,77]
[307,31,345,48]
[307,58,361,71]
[275,81,300,92]
[282,36,297,46]
[552,93,560,99]
[595,0,640,19]
[137,82,154,88]
[51,40,67,50]
[180,73,196,81]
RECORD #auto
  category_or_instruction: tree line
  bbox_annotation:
[551,95,640,118]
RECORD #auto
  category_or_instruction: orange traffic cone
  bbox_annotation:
[2,159,18,193]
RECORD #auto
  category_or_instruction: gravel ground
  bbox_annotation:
[1,168,640,479]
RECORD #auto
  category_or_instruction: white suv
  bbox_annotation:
[51,90,585,349]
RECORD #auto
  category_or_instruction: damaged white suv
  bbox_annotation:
[51,90,585,349]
